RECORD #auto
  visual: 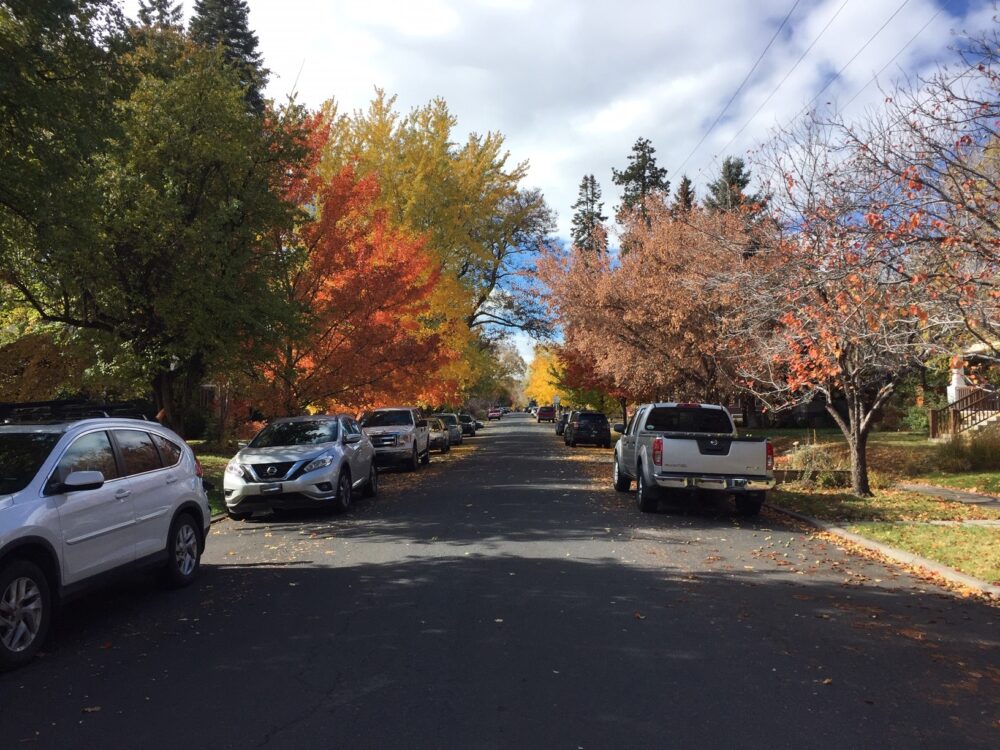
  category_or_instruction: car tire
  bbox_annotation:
[421,447,430,465]
[408,447,419,472]
[443,442,451,453]
[735,492,764,517]
[161,513,202,588]
[613,457,631,492]
[0,559,52,672]
[335,470,353,513]
[568,437,576,447]
[636,469,658,513]
[362,464,378,498]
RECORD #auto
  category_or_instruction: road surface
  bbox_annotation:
[2,414,998,748]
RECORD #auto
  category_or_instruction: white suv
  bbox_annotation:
[360,407,430,470]
[0,418,211,670]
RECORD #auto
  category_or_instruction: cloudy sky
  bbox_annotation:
[126,0,995,359]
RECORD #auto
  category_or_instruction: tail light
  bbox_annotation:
[194,457,204,478]
[766,442,774,471]
[652,437,663,467]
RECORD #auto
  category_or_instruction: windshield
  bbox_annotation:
[361,410,414,428]
[458,415,472,423]
[434,414,458,426]
[249,420,338,448]
[643,407,732,434]
[0,432,61,495]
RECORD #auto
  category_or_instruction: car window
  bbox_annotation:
[250,420,339,447]
[626,410,641,436]
[0,432,61,494]
[361,410,414,427]
[346,419,362,436]
[434,414,458,426]
[152,433,183,467]
[643,407,733,433]
[57,431,120,483]
[114,430,163,476]
[579,413,608,424]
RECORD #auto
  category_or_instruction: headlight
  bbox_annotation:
[225,458,245,478]
[303,454,335,473]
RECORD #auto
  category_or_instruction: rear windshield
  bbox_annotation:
[250,420,338,448]
[578,413,609,424]
[643,407,732,434]
[458,415,472,423]
[0,433,61,494]
[361,410,414,428]
[434,414,458,426]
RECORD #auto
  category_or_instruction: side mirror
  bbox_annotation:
[475,421,484,429]
[237,440,249,449]
[344,433,363,444]
[62,470,105,493]
[613,423,625,434]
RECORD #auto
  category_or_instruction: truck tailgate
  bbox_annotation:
[657,436,768,476]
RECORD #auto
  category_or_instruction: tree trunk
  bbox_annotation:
[846,430,871,496]
[619,397,628,428]
[152,369,182,436]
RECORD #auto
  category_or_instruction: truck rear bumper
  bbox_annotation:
[653,474,775,492]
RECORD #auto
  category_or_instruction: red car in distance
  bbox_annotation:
[536,405,556,423]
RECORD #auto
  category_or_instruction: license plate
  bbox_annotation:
[261,483,282,495]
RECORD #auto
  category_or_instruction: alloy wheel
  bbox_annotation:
[0,577,43,653]
[175,523,198,577]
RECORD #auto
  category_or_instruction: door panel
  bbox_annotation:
[53,431,135,584]
[114,430,176,560]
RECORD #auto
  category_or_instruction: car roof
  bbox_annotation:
[269,415,342,423]
[0,417,168,434]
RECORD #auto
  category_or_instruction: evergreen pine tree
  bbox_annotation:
[190,0,266,112]
[612,137,669,225]
[703,156,763,213]
[672,174,695,213]
[570,174,608,253]
[138,0,183,29]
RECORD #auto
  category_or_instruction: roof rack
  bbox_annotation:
[0,399,152,425]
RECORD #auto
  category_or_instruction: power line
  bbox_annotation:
[672,0,803,178]
[794,0,913,120]
[837,1,949,114]
[706,0,852,167]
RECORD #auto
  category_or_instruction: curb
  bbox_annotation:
[765,502,1000,599]
[211,512,227,525]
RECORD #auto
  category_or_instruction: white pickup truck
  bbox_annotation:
[360,407,431,471]
[612,402,774,515]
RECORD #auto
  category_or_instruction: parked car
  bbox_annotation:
[487,407,503,421]
[360,407,431,470]
[0,417,211,670]
[424,418,450,453]
[458,414,477,436]
[431,413,464,445]
[536,405,556,423]
[555,412,570,436]
[564,411,612,448]
[224,415,376,519]
[612,402,774,515]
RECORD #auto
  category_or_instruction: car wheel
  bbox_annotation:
[735,492,764,517]
[636,469,657,513]
[362,464,378,498]
[568,438,576,447]
[613,457,631,492]
[0,559,51,672]
[335,471,353,512]
[443,442,451,453]
[408,446,419,472]
[227,509,252,522]
[421,446,430,465]
[162,513,202,588]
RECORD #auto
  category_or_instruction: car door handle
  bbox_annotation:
[165,476,178,484]
[115,489,132,500]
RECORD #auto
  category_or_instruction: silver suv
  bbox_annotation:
[0,418,211,670]
[360,407,430,470]
[224,415,377,519]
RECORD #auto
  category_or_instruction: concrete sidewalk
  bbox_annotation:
[897,482,1000,509]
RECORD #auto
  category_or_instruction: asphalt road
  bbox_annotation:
[2,414,998,748]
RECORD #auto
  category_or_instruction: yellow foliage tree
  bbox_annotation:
[524,346,564,406]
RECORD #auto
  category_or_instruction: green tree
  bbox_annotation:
[672,174,696,213]
[189,0,265,112]
[703,156,763,213]
[570,174,608,252]
[1,31,306,433]
[137,0,183,28]
[612,137,669,225]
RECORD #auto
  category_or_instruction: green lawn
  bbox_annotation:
[846,523,1000,585]
[193,451,231,515]
[917,471,1000,497]
[771,486,1000,523]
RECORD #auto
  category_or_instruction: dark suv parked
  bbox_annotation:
[564,411,611,448]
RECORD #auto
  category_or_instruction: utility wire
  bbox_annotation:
[707,0,852,165]
[794,0,913,120]
[672,0,803,178]
[837,1,948,114]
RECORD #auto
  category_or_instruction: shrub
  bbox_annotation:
[902,405,930,433]
[930,431,1000,473]
[787,443,848,487]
